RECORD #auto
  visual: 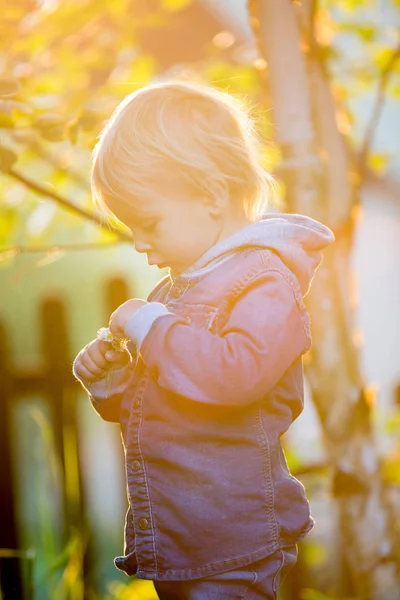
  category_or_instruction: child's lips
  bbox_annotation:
[148,258,167,267]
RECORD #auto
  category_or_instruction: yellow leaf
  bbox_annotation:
[161,0,192,12]
[367,152,391,174]
[0,77,21,98]
[314,10,337,47]
[125,55,160,87]
[382,452,400,484]
[0,146,18,172]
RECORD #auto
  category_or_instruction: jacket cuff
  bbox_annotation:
[124,302,171,350]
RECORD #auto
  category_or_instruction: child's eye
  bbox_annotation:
[143,222,157,233]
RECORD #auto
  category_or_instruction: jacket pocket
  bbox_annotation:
[166,301,219,332]
[272,545,298,597]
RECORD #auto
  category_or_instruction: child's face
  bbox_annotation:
[105,184,233,275]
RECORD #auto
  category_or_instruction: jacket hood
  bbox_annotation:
[169,212,335,296]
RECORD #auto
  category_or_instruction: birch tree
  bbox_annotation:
[247,0,400,597]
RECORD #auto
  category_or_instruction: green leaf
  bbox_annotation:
[329,0,374,11]
[0,207,18,247]
[367,152,391,174]
[384,411,400,434]
[357,25,377,42]
[281,444,302,472]
[338,23,377,42]
[301,588,356,600]
[382,453,400,484]
[302,542,328,568]
[390,84,400,98]
[373,47,398,70]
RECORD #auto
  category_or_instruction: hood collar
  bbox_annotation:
[168,212,335,297]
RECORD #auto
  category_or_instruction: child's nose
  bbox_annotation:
[134,240,152,253]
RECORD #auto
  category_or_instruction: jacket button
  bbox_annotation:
[171,286,182,298]
[132,460,140,472]
[133,398,141,409]
[138,517,149,530]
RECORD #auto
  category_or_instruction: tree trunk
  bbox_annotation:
[247,0,400,597]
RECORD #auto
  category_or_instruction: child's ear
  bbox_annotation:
[204,190,229,217]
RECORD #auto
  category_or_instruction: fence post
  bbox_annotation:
[40,296,94,596]
[0,320,25,599]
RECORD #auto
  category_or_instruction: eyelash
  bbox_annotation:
[143,222,157,232]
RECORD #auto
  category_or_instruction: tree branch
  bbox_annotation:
[358,40,400,179]
[0,241,125,256]
[6,167,134,243]
[12,135,89,189]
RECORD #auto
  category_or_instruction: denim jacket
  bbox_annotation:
[72,212,335,581]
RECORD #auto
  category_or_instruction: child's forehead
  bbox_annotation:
[106,194,160,221]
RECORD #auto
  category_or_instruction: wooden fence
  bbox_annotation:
[0,276,130,599]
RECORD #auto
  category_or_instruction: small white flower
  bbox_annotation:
[96,326,130,399]
[97,327,114,342]
[97,326,129,352]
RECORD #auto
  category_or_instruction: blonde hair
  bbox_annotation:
[91,79,278,227]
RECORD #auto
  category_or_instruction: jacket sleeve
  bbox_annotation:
[126,270,311,407]
[72,341,136,422]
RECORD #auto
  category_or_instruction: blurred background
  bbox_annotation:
[1,0,400,598]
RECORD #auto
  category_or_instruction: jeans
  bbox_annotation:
[153,545,298,600]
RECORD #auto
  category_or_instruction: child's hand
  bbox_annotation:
[109,298,148,338]
[74,337,130,383]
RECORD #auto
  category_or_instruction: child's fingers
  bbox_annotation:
[75,338,129,383]
[74,355,105,382]
[104,349,130,367]
[89,339,119,366]
[90,339,130,368]
[96,338,115,357]
[96,339,127,361]
[80,352,108,379]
